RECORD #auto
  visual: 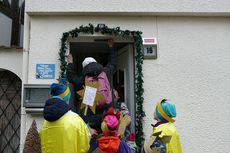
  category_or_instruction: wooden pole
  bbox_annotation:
[84,105,88,116]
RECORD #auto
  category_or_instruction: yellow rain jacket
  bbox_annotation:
[152,122,182,153]
[40,111,90,153]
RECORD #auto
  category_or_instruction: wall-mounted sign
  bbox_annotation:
[142,37,157,59]
[36,64,55,79]
[143,37,157,45]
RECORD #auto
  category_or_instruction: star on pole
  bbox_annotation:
[77,79,104,115]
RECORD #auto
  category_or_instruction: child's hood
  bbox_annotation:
[43,98,71,122]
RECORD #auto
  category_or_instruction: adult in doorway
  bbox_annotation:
[67,39,117,143]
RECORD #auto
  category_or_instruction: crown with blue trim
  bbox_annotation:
[156,99,176,123]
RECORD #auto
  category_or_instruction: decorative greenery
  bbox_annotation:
[59,24,145,152]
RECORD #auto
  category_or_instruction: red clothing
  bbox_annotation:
[98,137,120,153]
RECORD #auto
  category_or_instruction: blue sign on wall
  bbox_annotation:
[36,64,55,79]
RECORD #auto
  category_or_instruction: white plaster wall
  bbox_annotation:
[0,49,23,79]
[0,13,12,46]
[27,15,157,84]
[25,0,230,16]
[143,17,230,153]
[22,15,230,153]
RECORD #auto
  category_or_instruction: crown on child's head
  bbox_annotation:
[103,108,121,120]
[101,108,121,136]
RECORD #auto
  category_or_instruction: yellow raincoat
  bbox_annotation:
[40,111,90,153]
[152,122,182,153]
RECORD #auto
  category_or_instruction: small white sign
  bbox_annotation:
[82,86,97,106]
[142,37,157,45]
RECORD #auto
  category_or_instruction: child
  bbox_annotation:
[113,89,132,127]
[40,83,90,153]
[113,89,137,151]
[143,99,182,153]
[88,108,134,153]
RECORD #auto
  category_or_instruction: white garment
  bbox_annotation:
[82,57,97,68]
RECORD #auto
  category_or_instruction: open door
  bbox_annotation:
[68,36,135,132]
[116,44,135,132]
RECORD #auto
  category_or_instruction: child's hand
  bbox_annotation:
[89,128,98,138]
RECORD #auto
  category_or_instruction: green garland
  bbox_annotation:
[59,24,145,152]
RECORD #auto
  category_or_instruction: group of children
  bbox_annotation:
[40,39,182,153]
[40,83,182,153]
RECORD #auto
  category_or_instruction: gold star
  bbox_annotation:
[77,79,104,114]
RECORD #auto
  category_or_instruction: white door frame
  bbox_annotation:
[117,44,135,132]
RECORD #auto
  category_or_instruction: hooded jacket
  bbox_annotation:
[151,122,182,153]
[67,47,118,133]
[40,98,90,153]
[88,136,135,153]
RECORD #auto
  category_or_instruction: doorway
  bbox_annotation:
[69,36,135,132]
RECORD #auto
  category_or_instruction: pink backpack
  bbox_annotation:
[85,72,112,108]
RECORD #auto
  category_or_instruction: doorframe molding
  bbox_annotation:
[117,44,135,132]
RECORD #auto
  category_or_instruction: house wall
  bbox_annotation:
[143,16,230,153]
[20,15,230,153]
[25,0,230,16]
[20,16,158,151]
[0,48,23,79]
[21,1,230,152]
